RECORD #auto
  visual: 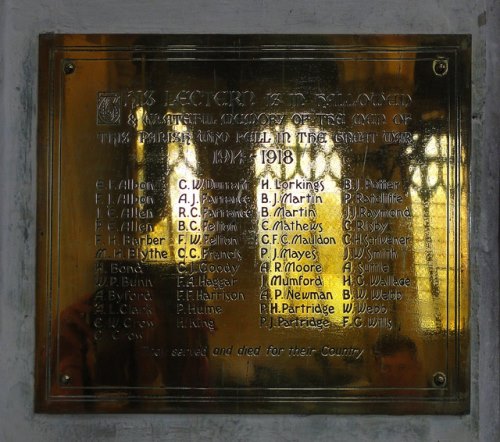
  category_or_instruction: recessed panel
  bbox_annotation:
[36,35,470,413]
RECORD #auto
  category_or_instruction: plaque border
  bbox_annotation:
[35,34,471,414]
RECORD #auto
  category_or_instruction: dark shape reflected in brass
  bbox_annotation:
[36,34,471,414]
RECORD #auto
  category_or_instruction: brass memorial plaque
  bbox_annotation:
[36,35,470,413]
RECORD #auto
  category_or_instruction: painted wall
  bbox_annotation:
[0,1,498,441]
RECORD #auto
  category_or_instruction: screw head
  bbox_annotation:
[60,374,71,385]
[433,371,447,387]
[63,61,75,75]
[433,59,448,77]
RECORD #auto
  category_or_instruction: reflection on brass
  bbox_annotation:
[36,35,471,414]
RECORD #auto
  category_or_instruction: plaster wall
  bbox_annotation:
[0,1,498,441]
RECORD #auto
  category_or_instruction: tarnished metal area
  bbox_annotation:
[36,35,470,413]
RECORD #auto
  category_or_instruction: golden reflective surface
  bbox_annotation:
[36,35,470,413]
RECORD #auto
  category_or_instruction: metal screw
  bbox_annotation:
[60,374,71,385]
[433,59,448,77]
[63,61,75,75]
[433,371,447,387]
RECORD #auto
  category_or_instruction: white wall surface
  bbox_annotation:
[0,1,498,441]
